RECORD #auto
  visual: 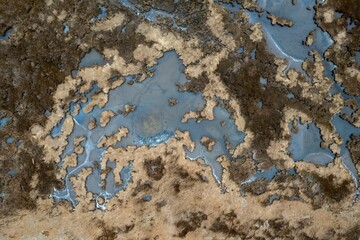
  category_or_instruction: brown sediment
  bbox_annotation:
[0,0,154,215]
[179,72,210,93]
[91,12,126,32]
[144,157,166,181]
[97,127,128,148]
[123,104,136,116]
[242,178,269,195]
[88,118,97,130]
[200,136,216,151]
[0,0,99,133]
[326,0,360,20]
[96,220,117,240]
[216,46,286,171]
[100,110,116,127]
[349,135,360,168]
[132,180,153,197]
[1,134,359,239]
[316,0,360,96]
[176,211,208,238]
[168,97,178,106]
[228,158,255,184]
[267,14,293,27]
[305,30,316,46]
[1,0,360,238]
[216,45,337,171]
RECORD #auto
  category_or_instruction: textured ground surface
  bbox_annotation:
[0,0,360,239]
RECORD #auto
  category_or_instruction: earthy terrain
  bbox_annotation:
[0,0,360,239]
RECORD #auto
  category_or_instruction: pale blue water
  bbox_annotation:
[347,18,357,31]
[71,70,78,78]
[215,0,242,18]
[247,0,333,73]
[143,195,152,201]
[53,51,245,206]
[287,93,295,99]
[288,118,334,165]
[63,24,70,33]
[240,0,360,193]
[334,12,343,18]
[6,168,18,176]
[69,48,106,79]
[91,5,107,22]
[44,110,51,116]
[50,117,65,138]
[332,114,360,189]
[240,166,278,195]
[251,166,278,181]
[287,168,297,175]
[328,79,360,194]
[0,117,9,129]
[355,51,360,67]
[0,27,13,40]
[78,48,105,69]
[259,77,268,86]
[269,194,280,204]
[49,1,360,205]
[250,49,256,59]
